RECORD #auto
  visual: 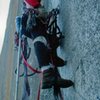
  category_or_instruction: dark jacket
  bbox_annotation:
[21,9,47,40]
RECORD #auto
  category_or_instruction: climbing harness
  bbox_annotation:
[47,8,64,38]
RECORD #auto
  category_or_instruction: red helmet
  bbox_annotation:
[24,0,40,8]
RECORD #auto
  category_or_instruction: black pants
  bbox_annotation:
[34,41,50,68]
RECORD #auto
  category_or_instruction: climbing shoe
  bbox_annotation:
[42,68,74,89]
[50,50,66,67]
[51,56,67,67]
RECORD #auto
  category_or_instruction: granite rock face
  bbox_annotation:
[0,0,100,100]
[39,0,100,100]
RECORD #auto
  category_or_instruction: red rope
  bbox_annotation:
[22,54,42,73]
[22,53,42,100]
[37,79,42,100]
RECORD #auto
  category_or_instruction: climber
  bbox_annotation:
[15,0,74,89]
[22,0,67,67]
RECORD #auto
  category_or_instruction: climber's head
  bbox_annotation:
[24,0,41,8]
